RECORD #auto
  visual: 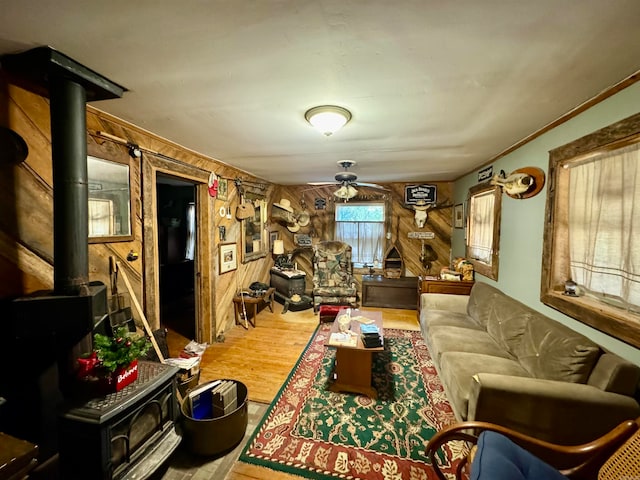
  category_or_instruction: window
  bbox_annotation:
[335,202,385,267]
[542,112,640,347]
[568,143,640,310]
[465,183,501,280]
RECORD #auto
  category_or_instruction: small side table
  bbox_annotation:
[233,287,275,328]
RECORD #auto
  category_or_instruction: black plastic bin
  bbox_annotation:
[180,379,248,456]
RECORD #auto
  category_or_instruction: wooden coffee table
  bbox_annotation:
[325,308,384,398]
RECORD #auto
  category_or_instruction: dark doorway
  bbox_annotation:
[157,173,197,340]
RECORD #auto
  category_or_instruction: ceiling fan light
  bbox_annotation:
[305,105,351,136]
[334,184,358,199]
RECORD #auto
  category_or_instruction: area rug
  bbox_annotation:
[239,323,465,479]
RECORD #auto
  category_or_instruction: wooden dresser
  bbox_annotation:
[417,277,474,312]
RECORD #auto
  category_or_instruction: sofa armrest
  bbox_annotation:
[420,293,469,313]
[468,372,640,445]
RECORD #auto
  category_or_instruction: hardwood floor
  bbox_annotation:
[165,305,421,479]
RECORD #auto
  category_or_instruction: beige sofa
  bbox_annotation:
[420,282,640,445]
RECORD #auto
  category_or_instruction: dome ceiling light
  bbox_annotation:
[304,105,352,136]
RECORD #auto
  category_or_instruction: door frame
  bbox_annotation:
[142,153,215,343]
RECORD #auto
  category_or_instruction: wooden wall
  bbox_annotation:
[0,76,277,343]
[1,73,453,344]
[271,182,454,291]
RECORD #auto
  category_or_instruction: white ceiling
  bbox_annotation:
[1,1,639,185]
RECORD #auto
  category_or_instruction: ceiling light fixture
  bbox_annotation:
[305,105,352,136]
[334,184,358,200]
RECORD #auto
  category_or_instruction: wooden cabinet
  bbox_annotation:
[362,275,418,310]
[418,277,474,312]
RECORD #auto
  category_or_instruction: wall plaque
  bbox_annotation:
[478,165,493,182]
[408,231,435,239]
[294,234,312,247]
[404,184,437,205]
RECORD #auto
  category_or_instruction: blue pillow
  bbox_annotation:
[470,431,569,480]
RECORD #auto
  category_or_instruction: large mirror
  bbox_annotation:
[241,192,267,263]
[87,155,134,243]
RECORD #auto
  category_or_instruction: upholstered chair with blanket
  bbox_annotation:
[426,417,640,480]
[312,241,358,312]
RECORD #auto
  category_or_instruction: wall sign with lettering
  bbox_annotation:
[404,184,437,205]
[408,231,435,239]
[478,166,493,183]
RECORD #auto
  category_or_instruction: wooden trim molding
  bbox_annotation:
[141,152,215,343]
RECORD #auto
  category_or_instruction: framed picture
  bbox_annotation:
[294,233,312,247]
[454,203,464,229]
[217,178,229,201]
[219,243,237,274]
[269,231,279,251]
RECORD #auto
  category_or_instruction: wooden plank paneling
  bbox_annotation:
[1,71,452,345]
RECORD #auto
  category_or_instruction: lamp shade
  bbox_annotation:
[305,105,351,136]
[273,239,285,255]
[334,184,358,200]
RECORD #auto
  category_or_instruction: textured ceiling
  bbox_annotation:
[1,1,639,185]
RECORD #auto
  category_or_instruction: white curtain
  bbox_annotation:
[335,222,384,265]
[184,203,196,261]
[569,142,640,309]
[468,191,495,264]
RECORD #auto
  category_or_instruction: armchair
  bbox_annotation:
[311,241,358,312]
[426,417,640,480]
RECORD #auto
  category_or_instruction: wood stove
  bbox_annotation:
[59,361,179,480]
[1,47,181,479]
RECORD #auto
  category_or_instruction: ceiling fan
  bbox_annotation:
[308,160,389,200]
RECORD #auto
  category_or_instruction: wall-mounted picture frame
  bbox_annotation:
[454,203,464,229]
[269,231,279,251]
[217,178,229,201]
[294,233,312,247]
[219,242,237,274]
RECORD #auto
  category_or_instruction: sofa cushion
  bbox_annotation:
[429,326,511,363]
[439,352,530,419]
[587,353,640,395]
[483,298,532,356]
[421,309,485,332]
[514,315,600,383]
[467,282,504,327]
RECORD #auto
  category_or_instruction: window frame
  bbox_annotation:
[334,201,386,267]
[465,182,502,280]
[541,112,640,348]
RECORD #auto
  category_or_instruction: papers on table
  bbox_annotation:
[328,331,358,347]
[350,315,375,324]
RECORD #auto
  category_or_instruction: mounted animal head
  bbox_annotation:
[491,170,534,197]
[412,201,434,228]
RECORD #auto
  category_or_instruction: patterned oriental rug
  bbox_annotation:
[239,323,464,479]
